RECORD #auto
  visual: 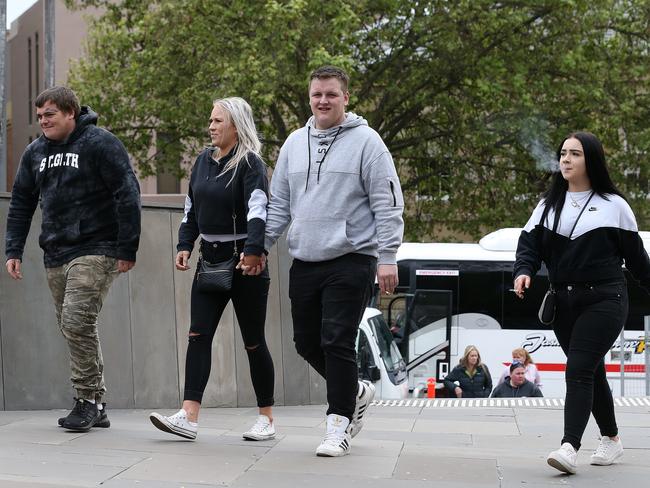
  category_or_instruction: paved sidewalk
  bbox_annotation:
[0,398,649,487]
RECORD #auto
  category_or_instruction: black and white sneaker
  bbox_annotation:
[316,414,351,457]
[349,380,375,438]
[61,398,101,432]
[59,402,110,428]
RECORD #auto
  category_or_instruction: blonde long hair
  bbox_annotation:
[459,345,485,372]
[212,97,262,183]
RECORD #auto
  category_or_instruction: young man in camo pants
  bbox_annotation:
[5,86,141,431]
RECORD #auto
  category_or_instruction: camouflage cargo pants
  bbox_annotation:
[46,255,118,403]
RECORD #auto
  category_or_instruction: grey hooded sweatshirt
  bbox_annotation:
[265,113,404,264]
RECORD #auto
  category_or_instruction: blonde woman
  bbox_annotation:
[443,345,492,398]
[149,97,275,441]
[496,348,541,388]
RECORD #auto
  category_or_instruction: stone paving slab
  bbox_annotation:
[0,402,648,487]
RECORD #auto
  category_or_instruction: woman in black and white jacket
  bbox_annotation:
[514,132,650,475]
[149,97,276,442]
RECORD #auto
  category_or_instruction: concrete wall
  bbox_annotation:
[0,194,325,410]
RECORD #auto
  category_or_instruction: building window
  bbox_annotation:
[35,32,40,93]
[28,37,32,124]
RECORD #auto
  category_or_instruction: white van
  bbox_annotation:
[387,229,650,398]
[357,307,409,399]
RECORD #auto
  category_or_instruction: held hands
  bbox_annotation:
[118,260,136,273]
[6,259,23,280]
[237,252,266,276]
[175,251,191,271]
[513,275,531,299]
[377,264,398,295]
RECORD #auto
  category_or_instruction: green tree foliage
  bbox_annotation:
[67,0,650,239]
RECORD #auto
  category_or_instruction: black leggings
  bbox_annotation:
[183,240,274,407]
[552,280,628,450]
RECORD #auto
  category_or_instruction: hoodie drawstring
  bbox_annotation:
[305,126,342,191]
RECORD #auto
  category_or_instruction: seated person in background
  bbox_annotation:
[491,362,543,398]
[443,345,492,398]
[497,347,541,388]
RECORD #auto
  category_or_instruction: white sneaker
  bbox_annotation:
[242,414,276,441]
[349,380,375,438]
[149,409,198,440]
[590,437,623,465]
[316,414,351,457]
[547,442,577,474]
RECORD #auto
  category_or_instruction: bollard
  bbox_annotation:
[427,377,436,398]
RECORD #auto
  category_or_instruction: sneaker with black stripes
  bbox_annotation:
[349,380,375,438]
[316,414,351,457]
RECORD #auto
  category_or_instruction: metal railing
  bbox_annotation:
[617,316,649,397]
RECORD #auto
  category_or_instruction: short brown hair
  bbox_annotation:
[309,65,349,92]
[35,86,81,118]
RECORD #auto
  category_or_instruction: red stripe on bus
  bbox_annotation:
[503,362,646,373]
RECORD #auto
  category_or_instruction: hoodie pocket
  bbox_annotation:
[387,177,403,207]
[287,218,355,260]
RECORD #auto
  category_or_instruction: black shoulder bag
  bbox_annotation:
[538,191,594,324]
[195,181,239,293]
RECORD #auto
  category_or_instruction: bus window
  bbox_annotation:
[458,262,503,327]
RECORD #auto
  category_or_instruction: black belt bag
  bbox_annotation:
[196,253,238,293]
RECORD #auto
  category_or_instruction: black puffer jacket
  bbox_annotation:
[5,106,141,267]
[443,364,493,398]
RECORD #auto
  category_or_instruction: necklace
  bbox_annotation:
[568,192,591,208]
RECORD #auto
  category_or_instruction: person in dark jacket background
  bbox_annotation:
[443,345,492,398]
[514,131,650,474]
[491,362,543,398]
[5,86,141,432]
[149,97,276,442]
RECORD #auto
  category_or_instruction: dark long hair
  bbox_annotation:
[541,131,625,224]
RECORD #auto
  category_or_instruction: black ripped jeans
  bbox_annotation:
[552,280,628,450]
[183,239,274,407]
[289,253,377,421]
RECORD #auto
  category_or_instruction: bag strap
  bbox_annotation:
[537,191,593,283]
[199,156,240,260]
[568,191,594,239]
[231,172,238,258]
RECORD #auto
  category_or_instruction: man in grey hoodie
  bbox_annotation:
[264,66,404,457]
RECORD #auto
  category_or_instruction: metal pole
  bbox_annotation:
[0,0,7,192]
[619,328,625,396]
[44,0,55,87]
[643,315,650,396]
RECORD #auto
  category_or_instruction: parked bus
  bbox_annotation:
[386,228,650,398]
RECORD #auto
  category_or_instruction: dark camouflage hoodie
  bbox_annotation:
[5,106,141,267]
